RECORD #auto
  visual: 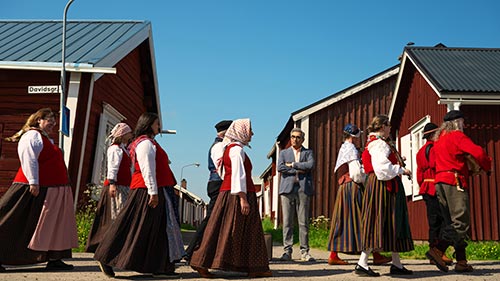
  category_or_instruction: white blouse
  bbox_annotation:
[106,144,128,182]
[227,142,247,195]
[134,140,158,195]
[211,141,225,177]
[17,130,45,185]
[368,136,405,181]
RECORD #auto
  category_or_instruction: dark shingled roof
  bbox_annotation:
[405,46,500,94]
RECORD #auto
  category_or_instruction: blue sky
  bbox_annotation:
[3,0,500,201]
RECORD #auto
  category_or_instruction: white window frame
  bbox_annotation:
[91,103,127,186]
[408,115,432,201]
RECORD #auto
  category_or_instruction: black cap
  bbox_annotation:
[443,110,464,122]
[422,122,438,139]
[215,120,232,132]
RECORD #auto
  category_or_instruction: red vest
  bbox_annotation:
[361,135,399,192]
[130,138,176,189]
[13,130,69,186]
[220,143,255,192]
[103,144,132,186]
[362,135,398,173]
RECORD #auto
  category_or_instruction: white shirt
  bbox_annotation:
[227,142,247,194]
[348,159,366,184]
[368,136,405,181]
[135,140,158,195]
[106,144,128,181]
[18,130,45,185]
[211,141,225,177]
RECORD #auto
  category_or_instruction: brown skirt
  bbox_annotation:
[93,188,175,273]
[361,174,414,252]
[190,191,269,273]
[327,181,364,253]
[85,184,129,253]
[0,183,72,265]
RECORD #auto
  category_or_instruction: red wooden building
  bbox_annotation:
[262,44,500,241]
[261,65,399,227]
[0,20,162,208]
[390,45,500,241]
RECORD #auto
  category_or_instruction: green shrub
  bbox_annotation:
[74,184,99,252]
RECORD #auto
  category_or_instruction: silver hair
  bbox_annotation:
[290,127,305,138]
[433,119,464,141]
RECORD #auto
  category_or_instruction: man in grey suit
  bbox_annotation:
[278,128,315,262]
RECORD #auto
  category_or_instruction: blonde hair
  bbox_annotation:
[367,115,390,134]
[5,108,55,142]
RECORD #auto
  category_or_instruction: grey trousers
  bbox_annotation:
[280,189,311,255]
[435,182,470,250]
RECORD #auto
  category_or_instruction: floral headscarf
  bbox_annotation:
[223,118,252,147]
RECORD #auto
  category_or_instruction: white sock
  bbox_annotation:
[357,250,372,269]
[392,252,402,268]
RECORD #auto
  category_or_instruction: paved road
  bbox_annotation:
[1,246,499,280]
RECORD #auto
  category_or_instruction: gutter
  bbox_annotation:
[0,61,116,74]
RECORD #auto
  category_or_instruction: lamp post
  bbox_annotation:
[178,162,200,224]
[180,162,200,182]
[60,0,74,153]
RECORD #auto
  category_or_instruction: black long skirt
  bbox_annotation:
[93,188,174,273]
[0,183,72,265]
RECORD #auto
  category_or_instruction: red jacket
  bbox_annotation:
[416,140,436,196]
[434,130,491,189]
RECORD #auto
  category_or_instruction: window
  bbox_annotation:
[407,115,432,201]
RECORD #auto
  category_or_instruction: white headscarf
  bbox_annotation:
[334,141,359,172]
[223,118,252,147]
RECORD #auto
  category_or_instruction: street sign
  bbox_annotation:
[28,85,61,94]
[62,105,70,137]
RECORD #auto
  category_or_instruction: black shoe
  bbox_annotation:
[98,261,115,278]
[355,264,380,277]
[46,260,74,271]
[390,265,413,275]
[0,264,6,272]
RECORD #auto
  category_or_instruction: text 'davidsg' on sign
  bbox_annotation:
[28,85,61,94]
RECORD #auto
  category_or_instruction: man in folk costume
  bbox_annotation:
[416,122,453,266]
[327,124,392,266]
[185,119,232,261]
[428,110,491,273]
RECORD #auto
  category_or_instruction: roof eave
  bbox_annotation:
[0,61,116,74]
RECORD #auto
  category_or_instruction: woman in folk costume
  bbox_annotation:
[327,124,391,266]
[354,115,414,277]
[86,122,133,253]
[190,118,272,278]
[94,112,185,278]
[0,108,78,272]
